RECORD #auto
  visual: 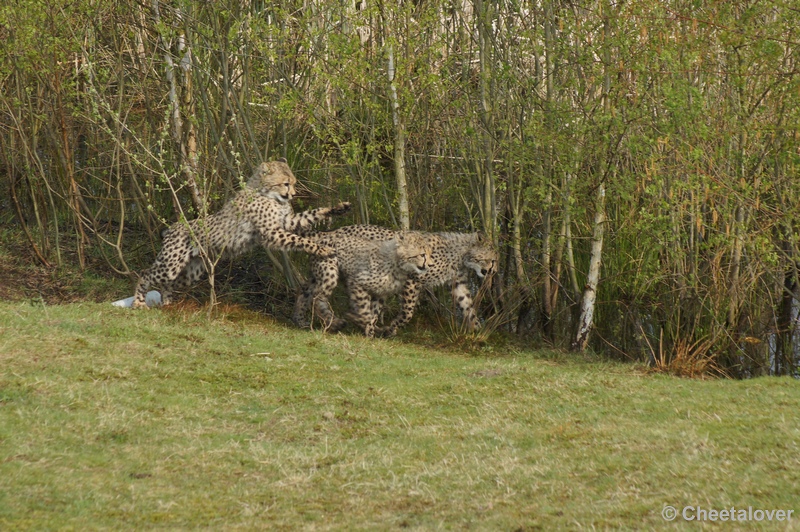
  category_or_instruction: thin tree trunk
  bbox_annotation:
[776,257,798,376]
[510,172,527,282]
[728,204,745,329]
[550,213,566,312]
[153,1,203,214]
[8,170,50,267]
[564,174,580,296]
[541,0,556,340]
[509,160,532,334]
[179,30,201,212]
[573,183,606,351]
[572,1,611,352]
[475,0,495,241]
[542,188,554,340]
[53,66,88,270]
[388,44,409,230]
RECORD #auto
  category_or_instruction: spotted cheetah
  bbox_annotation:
[293,231,431,337]
[132,159,350,308]
[295,225,497,336]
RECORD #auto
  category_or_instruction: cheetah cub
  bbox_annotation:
[293,231,431,337]
[296,225,497,336]
[132,159,350,308]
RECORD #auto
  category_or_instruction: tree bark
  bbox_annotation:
[388,44,410,230]
[153,1,203,214]
[475,0,496,241]
[572,2,611,352]
[542,188,554,340]
[572,183,606,351]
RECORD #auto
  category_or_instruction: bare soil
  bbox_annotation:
[1,249,76,303]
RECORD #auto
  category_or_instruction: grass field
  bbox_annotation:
[1,300,799,530]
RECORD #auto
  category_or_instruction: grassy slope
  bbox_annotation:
[0,301,798,530]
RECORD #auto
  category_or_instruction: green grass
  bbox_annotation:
[1,301,798,530]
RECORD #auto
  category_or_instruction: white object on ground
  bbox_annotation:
[111,291,162,308]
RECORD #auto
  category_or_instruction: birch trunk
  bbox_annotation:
[388,44,410,230]
[572,1,611,352]
[572,184,606,351]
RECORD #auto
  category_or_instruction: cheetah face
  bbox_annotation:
[396,234,431,275]
[465,245,498,279]
[248,159,298,203]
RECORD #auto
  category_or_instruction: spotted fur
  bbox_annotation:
[295,225,497,336]
[132,159,350,308]
[293,231,431,337]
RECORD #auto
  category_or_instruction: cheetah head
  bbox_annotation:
[395,233,432,275]
[248,158,298,203]
[464,234,497,279]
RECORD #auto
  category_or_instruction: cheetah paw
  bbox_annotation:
[330,202,352,216]
[376,326,398,338]
[317,245,337,258]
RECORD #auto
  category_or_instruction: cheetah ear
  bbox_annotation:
[277,157,287,164]
[476,231,487,243]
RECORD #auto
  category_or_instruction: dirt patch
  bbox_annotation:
[0,231,126,304]
[0,248,80,303]
[471,368,504,378]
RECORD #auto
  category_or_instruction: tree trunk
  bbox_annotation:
[388,44,410,230]
[179,31,201,213]
[475,0,495,241]
[572,183,606,351]
[153,1,203,214]
[776,263,797,376]
[572,1,611,352]
[564,174,580,297]
[728,203,745,329]
[542,188,554,340]
[52,67,88,270]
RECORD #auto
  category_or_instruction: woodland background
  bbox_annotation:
[1,0,799,377]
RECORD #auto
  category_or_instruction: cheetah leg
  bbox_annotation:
[314,259,347,332]
[294,257,346,332]
[284,203,351,235]
[370,298,386,325]
[293,281,313,329]
[261,228,335,258]
[132,234,193,309]
[379,279,421,337]
[345,285,377,338]
[134,261,186,308]
[165,257,206,304]
[133,269,154,309]
[452,279,480,331]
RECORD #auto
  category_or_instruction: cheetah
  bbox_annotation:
[132,159,350,308]
[293,231,431,337]
[294,225,497,336]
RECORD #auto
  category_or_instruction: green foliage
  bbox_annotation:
[1,0,800,371]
